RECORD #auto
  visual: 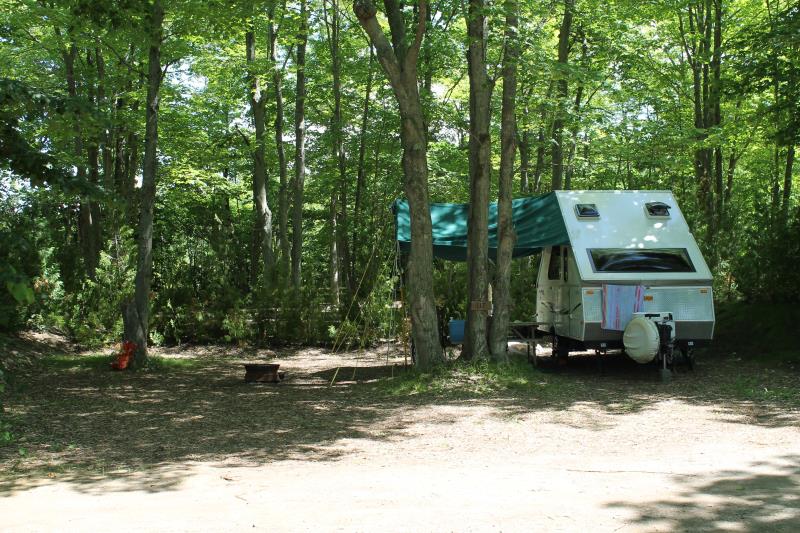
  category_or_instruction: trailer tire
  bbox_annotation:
[552,334,569,363]
[680,346,695,371]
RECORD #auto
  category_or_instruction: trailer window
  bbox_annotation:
[548,247,562,280]
[588,248,696,273]
[575,203,599,218]
[645,201,671,217]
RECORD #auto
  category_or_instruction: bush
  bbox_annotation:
[731,206,800,304]
[0,367,12,443]
[58,230,136,346]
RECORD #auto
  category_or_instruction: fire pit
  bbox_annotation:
[243,363,285,383]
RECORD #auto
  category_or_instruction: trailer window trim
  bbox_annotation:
[587,248,696,273]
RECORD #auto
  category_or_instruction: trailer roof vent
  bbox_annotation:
[645,201,671,218]
[575,203,599,219]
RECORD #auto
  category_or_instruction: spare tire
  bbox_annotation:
[623,316,660,364]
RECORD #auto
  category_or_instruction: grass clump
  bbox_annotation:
[378,356,543,397]
[721,374,800,404]
[40,353,199,373]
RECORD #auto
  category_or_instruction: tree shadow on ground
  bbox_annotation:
[517,345,800,428]
[606,455,800,532]
[0,342,797,497]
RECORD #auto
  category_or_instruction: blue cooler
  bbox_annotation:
[448,319,465,344]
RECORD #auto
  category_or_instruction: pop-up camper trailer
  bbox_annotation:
[393,190,715,373]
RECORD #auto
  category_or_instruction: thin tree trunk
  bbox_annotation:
[353,46,375,282]
[325,0,346,306]
[772,145,782,212]
[63,41,97,280]
[291,0,308,289]
[564,82,583,191]
[246,28,274,287]
[533,125,546,192]
[489,0,519,361]
[354,0,443,369]
[463,0,492,361]
[682,6,710,214]
[125,122,139,225]
[532,81,553,193]
[268,4,290,279]
[85,49,102,278]
[725,151,737,203]
[518,127,530,193]
[96,47,113,190]
[783,144,795,224]
[125,0,164,366]
[551,0,573,191]
[712,0,723,232]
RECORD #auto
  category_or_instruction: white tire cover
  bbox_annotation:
[623,316,660,363]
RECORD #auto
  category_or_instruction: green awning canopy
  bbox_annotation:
[393,192,570,261]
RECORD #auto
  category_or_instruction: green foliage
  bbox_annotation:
[0,79,93,193]
[222,305,253,345]
[0,367,11,444]
[0,179,41,331]
[0,0,798,353]
[731,207,800,304]
[58,230,136,346]
[712,301,800,364]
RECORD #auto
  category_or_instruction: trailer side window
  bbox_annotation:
[563,247,569,282]
[588,248,696,273]
[548,247,562,280]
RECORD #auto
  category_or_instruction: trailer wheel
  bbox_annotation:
[552,334,569,363]
[680,346,695,371]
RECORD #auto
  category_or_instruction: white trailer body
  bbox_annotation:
[535,191,715,353]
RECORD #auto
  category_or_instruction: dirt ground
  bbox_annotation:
[1,337,799,532]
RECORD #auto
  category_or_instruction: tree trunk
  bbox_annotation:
[354,0,443,369]
[712,0,723,234]
[325,0,346,305]
[126,0,164,366]
[725,151,736,203]
[125,124,139,225]
[246,28,274,287]
[463,0,492,361]
[96,47,113,191]
[291,0,308,289]
[533,125,546,192]
[329,191,340,307]
[518,126,530,193]
[783,144,795,224]
[85,49,102,279]
[564,82,583,191]
[268,6,290,279]
[353,46,375,282]
[63,41,97,280]
[489,0,519,361]
[551,0,573,191]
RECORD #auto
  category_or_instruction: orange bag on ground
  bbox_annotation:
[111,341,136,370]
